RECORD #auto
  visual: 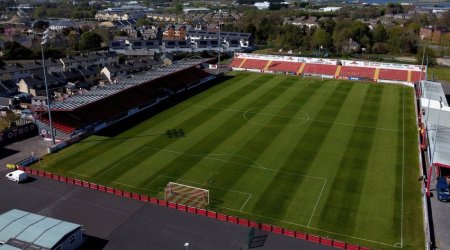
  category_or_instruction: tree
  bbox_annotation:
[33,20,49,32]
[67,30,79,50]
[311,28,332,50]
[79,31,102,51]
[33,6,47,19]
[136,18,151,27]
[3,41,33,60]
[334,30,351,53]
[372,24,387,43]
[416,47,437,66]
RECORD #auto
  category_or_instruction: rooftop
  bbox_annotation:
[41,58,211,111]
[0,209,81,249]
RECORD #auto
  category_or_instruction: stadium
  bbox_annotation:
[27,53,426,249]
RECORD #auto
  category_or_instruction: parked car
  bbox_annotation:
[5,170,28,183]
[436,176,450,201]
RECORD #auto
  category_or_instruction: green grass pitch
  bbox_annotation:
[35,72,424,249]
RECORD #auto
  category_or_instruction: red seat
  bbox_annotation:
[229,58,244,68]
[339,66,375,79]
[303,63,337,76]
[268,61,301,73]
[411,71,426,82]
[378,69,408,81]
[241,59,268,70]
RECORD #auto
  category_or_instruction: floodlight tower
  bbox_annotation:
[41,29,56,145]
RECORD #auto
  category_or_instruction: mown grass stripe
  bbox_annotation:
[131,76,298,189]
[251,82,354,220]
[100,74,287,183]
[42,73,262,174]
[208,79,322,202]
[60,74,272,176]
[316,85,384,236]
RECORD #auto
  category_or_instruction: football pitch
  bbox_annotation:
[36,72,424,249]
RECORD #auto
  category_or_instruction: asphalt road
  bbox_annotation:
[0,174,331,250]
[0,136,50,169]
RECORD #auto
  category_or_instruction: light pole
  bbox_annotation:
[41,29,56,145]
[217,9,221,74]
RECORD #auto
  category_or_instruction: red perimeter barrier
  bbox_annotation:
[217,213,227,221]
[238,218,249,227]
[89,183,98,190]
[168,202,177,209]
[321,238,333,246]
[207,211,217,219]
[295,232,307,240]
[261,224,272,232]
[228,216,238,224]
[272,226,283,235]
[187,206,197,214]
[197,209,207,216]
[140,195,149,202]
[22,168,371,250]
[346,244,360,250]
[177,204,187,211]
[333,240,346,249]
[16,166,24,171]
[249,221,259,228]
[132,193,140,200]
[283,229,295,238]
[308,235,321,244]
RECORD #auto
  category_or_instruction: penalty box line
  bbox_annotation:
[146,175,253,211]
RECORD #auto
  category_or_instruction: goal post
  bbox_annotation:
[164,182,209,208]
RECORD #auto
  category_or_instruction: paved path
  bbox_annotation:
[0,175,331,250]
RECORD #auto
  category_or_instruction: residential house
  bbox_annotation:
[18,73,66,97]
[163,24,192,40]
[59,51,118,71]
[48,19,77,31]
[100,59,157,83]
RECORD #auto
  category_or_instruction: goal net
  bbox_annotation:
[164,182,209,208]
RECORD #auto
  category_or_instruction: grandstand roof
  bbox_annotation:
[40,58,211,111]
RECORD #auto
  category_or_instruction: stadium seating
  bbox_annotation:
[268,61,301,74]
[339,66,376,79]
[241,59,269,70]
[411,71,425,82]
[229,58,244,68]
[303,63,337,76]
[378,69,408,82]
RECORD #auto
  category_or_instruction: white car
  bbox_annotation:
[5,170,28,183]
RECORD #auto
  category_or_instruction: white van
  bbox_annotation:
[5,170,28,183]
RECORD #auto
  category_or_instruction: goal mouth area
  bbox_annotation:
[164,182,210,208]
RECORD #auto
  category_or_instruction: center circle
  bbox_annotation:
[243,106,309,127]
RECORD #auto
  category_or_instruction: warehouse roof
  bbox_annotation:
[0,209,81,249]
